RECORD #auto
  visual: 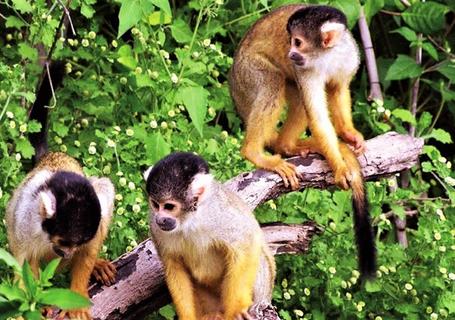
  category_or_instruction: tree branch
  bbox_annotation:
[77,132,423,320]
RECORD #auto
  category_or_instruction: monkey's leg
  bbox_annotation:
[59,248,97,320]
[302,78,352,190]
[272,83,313,157]
[221,242,261,320]
[328,82,365,155]
[241,94,300,190]
[164,258,198,320]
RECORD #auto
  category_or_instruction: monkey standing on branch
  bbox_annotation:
[6,62,116,320]
[144,152,276,320]
[229,5,376,278]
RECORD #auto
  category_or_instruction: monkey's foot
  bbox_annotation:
[269,159,301,190]
[334,164,353,190]
[340,129,365,155]
[92,259,116,286]
[273,142,314,158]
[59,308,91,320]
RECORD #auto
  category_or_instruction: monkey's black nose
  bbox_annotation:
[288,52,305,66]
[156,216,176,231]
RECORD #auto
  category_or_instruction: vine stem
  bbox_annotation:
[224,7,268,26]
[177,5,204,81]
[0,90,16,122]
[428,83,450,133]
[151,32,172,80]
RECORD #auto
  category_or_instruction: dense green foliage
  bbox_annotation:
[1,0,455,319]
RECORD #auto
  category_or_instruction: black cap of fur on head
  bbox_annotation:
[146,152,210,206]
[287,6,347,48]
[41,171,101,245]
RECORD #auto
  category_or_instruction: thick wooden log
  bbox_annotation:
[84,132,422,320]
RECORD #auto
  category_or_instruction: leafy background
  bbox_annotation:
[1,0,455,319]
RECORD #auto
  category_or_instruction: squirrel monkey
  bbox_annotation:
[144,152,276,320]
[229,5,376,278]
[6,62,116,320]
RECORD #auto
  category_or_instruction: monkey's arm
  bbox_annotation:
[301,75,351,190]
[221,238,262,319]
[164,257,198,320]
[327,81,365,154]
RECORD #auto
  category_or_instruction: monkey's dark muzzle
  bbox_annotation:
[156,216,177,231]
[288,52,305,66]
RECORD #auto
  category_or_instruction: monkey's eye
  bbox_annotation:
[294,38,301,47]
[164,203,175,211]
[151,200,159,210]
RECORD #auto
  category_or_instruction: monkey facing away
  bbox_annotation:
[6,62,116,320]
[144,152,276,320]
[229,5,376,278]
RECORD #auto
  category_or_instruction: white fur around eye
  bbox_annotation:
[40,191,56,218]
[143,166,153,181]
[320,21,345,33]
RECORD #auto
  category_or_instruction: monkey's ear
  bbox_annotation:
[190,173,213,203]
[320,21,345,48]
[91,177,115,219]
[143,166,153,181]
[39,190,56,219]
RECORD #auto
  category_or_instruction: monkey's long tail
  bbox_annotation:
[340,143,377,279]
[29,61,65,165]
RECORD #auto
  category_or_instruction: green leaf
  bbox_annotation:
[421,42,438,60]
[38,289,91,309]
[145,132,171,164]
[391,27,417,42]
[364,0,384,23]
[438,292,455,313]
[11,0,32,13]
[27,120,42,133]
[15,91,35,103]
[24,310,41,320]
[175,85,209,136]
[169,19,193,43]
[417,112,432,134]
[117,45,137,69]
[158,304,176,319]
[40,259,61,286]
[117,0,154,38]
[0,249,21,272]
[81,3,96,18]
[391,203,406,219]
[148,11,172,25]
[425,128,453,144]
[52,122,69,137]
[329,0,360,29]
[392,108,416,125]
[150,0,171,17]
[437,62,455,82]
[135,74,154,87]
[16,138,35,159]
[402,2,449,34]
[5,16,25,28]
[0,284,26,301]
[385,55,423,81]
[22,262,37,299]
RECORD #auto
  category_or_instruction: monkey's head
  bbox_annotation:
[39,171,101,259]
[286,6,347,68]
[144,152,211,232]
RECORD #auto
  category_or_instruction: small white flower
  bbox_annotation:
[439,267,447,274]
[329,267,336,274]
[438,156,447,163]
[126,128,134,136]
[88,145,96,154]
[294,309,304,317]
[283,292,291,300]
[405,283,413,290]
[150,120,158,128]
[88,31,96,39]
[81,39,89,47]
[447,161,452,169]
[304,288,310,296]
[170,73,179,84]
[128,182,136,190]
[111,40,118,48]
[202,39,211,47]
[74,140,81,147]
[0,187,2,199]
[168,110,175,117]
[115,194,123,201]
[132,204,141,213]
[19,124,27,133]
[6,111,14,118]
[9,121,16,129]
[119,178,127,186]
[161,121,168,129]
[439,246,446,252]
[107,139,116,147]
[345,292,352,300]
[444,176,455,186]
[15,153,21,161]
[430,312,438,320]
[449,273,455,280]
[384,109,391,117]
[117,207,125,215]
[434,232,442,241]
